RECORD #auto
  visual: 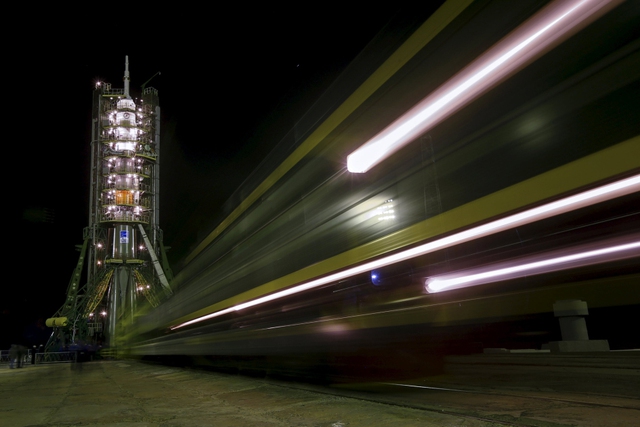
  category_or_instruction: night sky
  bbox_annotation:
[4,5,409,348]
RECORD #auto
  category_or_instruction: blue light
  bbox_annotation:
[371,270,382,286]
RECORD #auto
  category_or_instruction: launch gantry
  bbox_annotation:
[47,57,172,350]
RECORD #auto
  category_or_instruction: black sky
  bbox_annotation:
[4,4,410,347]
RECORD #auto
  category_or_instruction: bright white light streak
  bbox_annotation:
[170,174,639,330]
[346,0,622,173]
[426,240,640,293]
[385,383,469,393]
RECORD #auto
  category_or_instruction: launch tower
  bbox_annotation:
[47,57,172,350]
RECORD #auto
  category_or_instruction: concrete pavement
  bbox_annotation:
[1,360,497,427]
[1,352,638,427]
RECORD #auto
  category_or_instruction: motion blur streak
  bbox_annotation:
[182,1,474,266]
[426,239,640,293]
[170,174,639,330]
[346,0,622,173]
[385,384,468,393]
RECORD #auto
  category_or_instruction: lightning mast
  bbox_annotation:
[47,57,172,350]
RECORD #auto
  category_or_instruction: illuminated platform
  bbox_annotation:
[104,258,144,264]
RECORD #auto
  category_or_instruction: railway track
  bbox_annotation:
[133,355,640,426]
[268,375,640,427]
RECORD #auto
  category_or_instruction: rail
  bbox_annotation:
[0,349,77,365]
[35,351,77,364]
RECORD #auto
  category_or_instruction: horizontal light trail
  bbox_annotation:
[170,174,639,330]
[347,0,622,173]
[385,383,469,393]
[426,239,640,293]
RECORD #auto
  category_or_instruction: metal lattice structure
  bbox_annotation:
[47,57,172,351]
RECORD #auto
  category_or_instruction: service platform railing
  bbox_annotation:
[35,351,77,364]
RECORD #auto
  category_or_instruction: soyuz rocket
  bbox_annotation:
[47,57,172,348]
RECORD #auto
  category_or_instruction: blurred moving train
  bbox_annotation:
[122,0,640,377]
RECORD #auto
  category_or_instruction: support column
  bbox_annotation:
[546,300,609,352]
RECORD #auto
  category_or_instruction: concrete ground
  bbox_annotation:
[1,360,503,427]
[1,353,638,427]
[341,351,640,427]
